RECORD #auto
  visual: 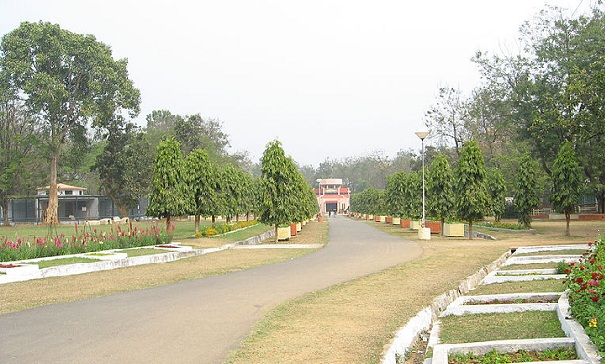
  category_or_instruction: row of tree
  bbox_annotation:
[421,5,605,213]
[146,138,318,241]
[351,140,582,237]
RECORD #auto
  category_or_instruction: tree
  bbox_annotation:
[427,153,454,234]
[424,87,470,156]
[454,141,490,239]
[0,85,39,225]
[144,110,181,152]
[259,140,307,242]
[0,21,140,224]
[185,148,216,234]
[385,171,408,218]
[147,137,190,230]
[550,142,583,236]
[405,172,422,219]
[514,153,540,228]
[93,122,152,218]
[174,114,230,159]
[486,167,507,222]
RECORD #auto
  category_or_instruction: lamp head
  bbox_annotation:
[415,131,429,140]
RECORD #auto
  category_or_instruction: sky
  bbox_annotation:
[0,0,597,167]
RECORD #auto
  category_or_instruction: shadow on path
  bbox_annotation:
[0,215,423,363]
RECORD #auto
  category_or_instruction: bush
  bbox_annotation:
[563,237,605,356]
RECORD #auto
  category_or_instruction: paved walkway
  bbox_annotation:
[0,216,423,363]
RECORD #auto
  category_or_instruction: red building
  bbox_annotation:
[315,178,350,215]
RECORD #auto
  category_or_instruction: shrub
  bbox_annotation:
[563,238,605,356]
[198,220,258,237]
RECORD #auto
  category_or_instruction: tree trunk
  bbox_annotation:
[468,220,473,240]
[565,211,570,237]
[212,215,216,224]
[195,215,200,234]
[166,213,171,231]
[109,194,129,218]
[440,217,445,236]
[44,154,59,225]
[1,196,9,226]
[274,223,278,243]
[598,194,605,214]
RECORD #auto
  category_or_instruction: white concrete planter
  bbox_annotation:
[378,215,386,223]
[418,227,431,240]
[0,263,39,276]
[444,223,465,237]
[296,222,302,232]
[392,217,401,225]
[277,226,291,241]
[410,220,422,230]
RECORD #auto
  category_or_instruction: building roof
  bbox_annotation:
[36,183,88,191]
[319,178,343,185]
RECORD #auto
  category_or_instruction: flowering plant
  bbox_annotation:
[0,222,171,262]
[563,238,605,356]
[195,220,258,237]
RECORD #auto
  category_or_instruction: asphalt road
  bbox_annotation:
[0,216,423,363]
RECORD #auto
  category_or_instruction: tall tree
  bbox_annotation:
[93,122,152,218]
[385,171,408,218]
[427,153,454,234]
[454,140,490,239]
[174,114,230,159]
[550,142,583,236]
[144,110,181,152]
[184,148,216,234]
[0,21,140,224]
[514,153,540,228]
[0,84,38,224]
[486,167,507,222]
[259,140,308,242]
[424,87,470,156]
[147,137,190,230]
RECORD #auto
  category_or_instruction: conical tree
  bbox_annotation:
[259,140,303,242]
[514,153,540,228]
[386,171,408,218]
[427,153,454,235]
[454,140,490,239]
[185,148,216,234]
[147,137,191,230]
[487,167,506,222]
[550,142,583,236]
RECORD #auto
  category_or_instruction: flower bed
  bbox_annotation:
[195,220,258,237]
[0,222,171,262]
[563,237,605,356]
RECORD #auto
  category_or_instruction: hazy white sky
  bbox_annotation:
[0,0,596,166]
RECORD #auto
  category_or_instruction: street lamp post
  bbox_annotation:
[415,131,429,228]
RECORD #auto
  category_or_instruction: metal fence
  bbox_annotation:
[1,196,150,225]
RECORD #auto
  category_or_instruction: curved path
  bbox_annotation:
[0,216,423,363]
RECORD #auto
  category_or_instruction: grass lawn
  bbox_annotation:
[36,257,101,269]
[470,279,566,295]
[439,311,565,344]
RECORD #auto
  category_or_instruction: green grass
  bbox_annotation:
[121,248,167,257]
[470,279,566,295]
[499,263,560,270]
[439,311,565,344]
[513,249,587,256]
[36,257,101,269]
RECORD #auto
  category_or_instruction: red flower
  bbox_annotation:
[592,295,599,302]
